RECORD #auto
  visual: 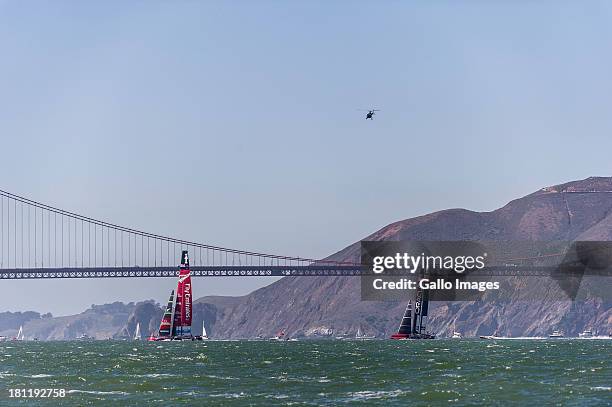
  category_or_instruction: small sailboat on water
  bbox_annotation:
[134,323,142,340]
[148,251,203,341]
[355,327,376,340]
[201,321,209,340]
[13,325,24,341]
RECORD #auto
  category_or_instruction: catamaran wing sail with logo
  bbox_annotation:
[149,251,202,341]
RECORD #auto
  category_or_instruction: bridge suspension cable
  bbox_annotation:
[0,189,353,270]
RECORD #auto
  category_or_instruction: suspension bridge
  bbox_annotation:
[0,189,361,279]
[0,189,604,280]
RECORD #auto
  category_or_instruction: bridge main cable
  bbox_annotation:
[0,188,356,267]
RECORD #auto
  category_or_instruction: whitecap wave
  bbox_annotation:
[209,392,247,398]
[135,373,176,378]
[68,390,129,396]
[347,389,407,400]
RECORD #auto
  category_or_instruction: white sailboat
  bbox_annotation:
[14,325,24,341]
[201,321,209,340]
[355,327,375,340]
[134,323,142,340]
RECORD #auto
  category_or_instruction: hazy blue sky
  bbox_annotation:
[2,1,612,315]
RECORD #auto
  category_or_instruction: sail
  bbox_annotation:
[134,323,141,340]
[413,289,422,333]
[421,289,430,317]
[412,284,430,334]
[419,288,430,333]
[158,290,175,337]
[202,321,207,337]
[16,326,23,340]
[172,251,192,338]
[172,292,181,337]
[397,301,413,336]
[391,301,413,338]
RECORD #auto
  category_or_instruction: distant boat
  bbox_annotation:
[0,335,8,342]
[479,334,501,340]
[479,329,504,339]
[355,327,375,340]
[13,325,24,341]
[133,323,142,340]
[201,321,209,340]
[549,330,564,338]
[451,321,462,339]
[270,330,286,341]
[576,329,610,339]
[76,333,95,341]
[480,335,545,340]
[334,333,350,340]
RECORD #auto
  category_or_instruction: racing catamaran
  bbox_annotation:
[390,280,436,340]
[148,251,203,341]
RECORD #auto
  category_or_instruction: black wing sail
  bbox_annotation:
[398,301,413,335]
[157,290,175,337]
[391,301,413,339]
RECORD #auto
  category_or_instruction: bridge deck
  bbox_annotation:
[0,265,598,279]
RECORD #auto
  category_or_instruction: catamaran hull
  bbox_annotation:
[391,333,436,340]
[148,336,204,342]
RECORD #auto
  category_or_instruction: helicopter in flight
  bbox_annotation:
[358,109,380,120]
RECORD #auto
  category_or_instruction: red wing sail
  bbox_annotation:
[173,251,192,338]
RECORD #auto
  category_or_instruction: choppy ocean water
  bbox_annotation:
[0,339,610,406]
